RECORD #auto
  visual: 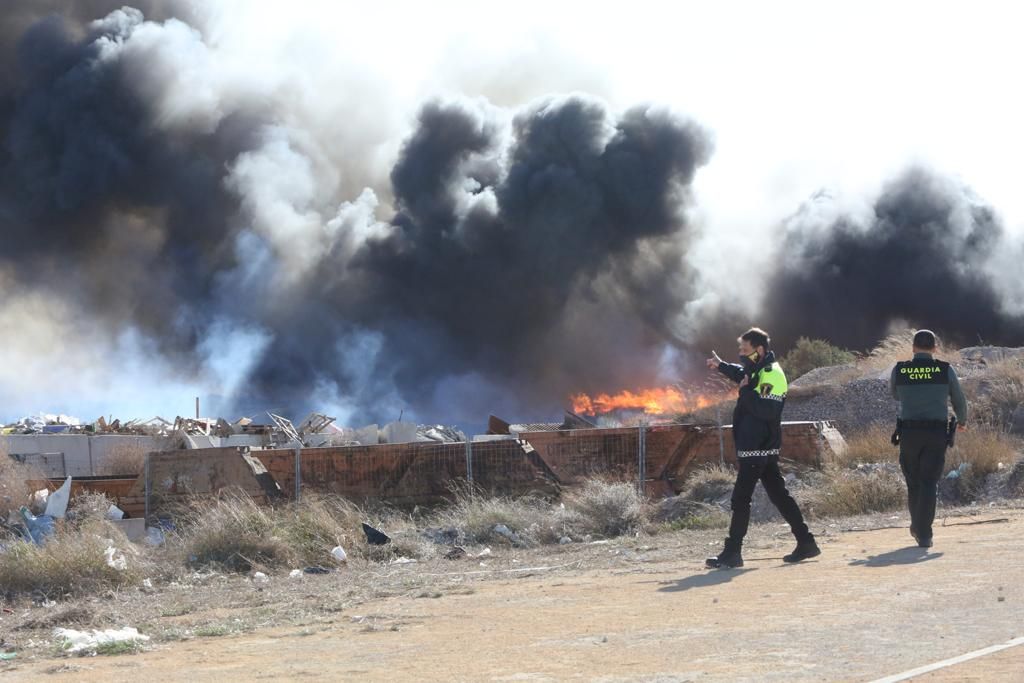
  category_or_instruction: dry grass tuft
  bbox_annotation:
[346,504,437,562]
[173,491,434,570]
[803,465,906,518]
[969,358,1024,429]
[0,521,145,598]
[361,528,438,562]
[1,450,44,518]
[275,494,362,566]
[859,329,959,375]
[563,479,646,538]
[679,464,735,502]
[66,491,118,529]
[1001,455,1024,499]
[832,425,1020,504]
[834,424,895,466]
[649,494,729,531]
[433,483,574,547]
[175,492,293,572]
[95,442,150,476]
[945,428,1022,500]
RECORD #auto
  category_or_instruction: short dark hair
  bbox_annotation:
[739,327,771,350]
[913,329,937,350]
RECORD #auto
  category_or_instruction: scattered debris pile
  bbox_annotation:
[2,414,173,436]
[4,411,467,450]
[417,424,466,443]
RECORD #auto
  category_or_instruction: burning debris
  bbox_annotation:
[570,386,722,418]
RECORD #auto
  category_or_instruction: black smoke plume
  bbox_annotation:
[243,96,713,420]
[0,5,714,425]
[1,2,258,365]
[762,168,1024,352]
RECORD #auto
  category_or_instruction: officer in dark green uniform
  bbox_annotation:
[890,330,968,548]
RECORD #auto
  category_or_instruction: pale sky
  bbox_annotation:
[208,0,1024,233]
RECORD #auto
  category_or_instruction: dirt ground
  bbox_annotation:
[3,508,1023,682]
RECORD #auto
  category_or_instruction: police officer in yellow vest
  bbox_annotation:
[704,327,819,568]
[890,329,968,548]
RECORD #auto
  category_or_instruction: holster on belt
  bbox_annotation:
[891,418,902,447]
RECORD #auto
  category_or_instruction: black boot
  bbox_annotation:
[706,538,743,569]
[783,536,821,563]
[910,526,933,548]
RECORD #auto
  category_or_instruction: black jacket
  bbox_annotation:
[717,351,787,458]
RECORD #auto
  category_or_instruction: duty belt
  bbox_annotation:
[900,419,947,430]
[736,449,780,458]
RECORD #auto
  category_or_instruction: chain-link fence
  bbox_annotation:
[138,420,833,520]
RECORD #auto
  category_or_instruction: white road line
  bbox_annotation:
[870,636,1024,683]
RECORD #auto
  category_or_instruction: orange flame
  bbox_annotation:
[570,385,719,416]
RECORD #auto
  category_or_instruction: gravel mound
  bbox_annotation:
[784,379,894,432]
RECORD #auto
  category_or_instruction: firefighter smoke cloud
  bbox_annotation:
[0,3,713,422]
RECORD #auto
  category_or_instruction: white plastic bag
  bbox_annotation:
[104,546,128,571]
[44,476,72,518]
[54,627,149,654]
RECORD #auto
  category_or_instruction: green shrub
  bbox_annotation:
[782,337,856,380]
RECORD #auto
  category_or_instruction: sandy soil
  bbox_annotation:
[4,509,1023,682]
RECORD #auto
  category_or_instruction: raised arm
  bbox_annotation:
[718,361,746,384]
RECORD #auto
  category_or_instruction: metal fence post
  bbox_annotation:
[637,424,646,495]
[465,438,473,484]
[294,447,302,503]
[144,452,151,523]
[816,421,825,470]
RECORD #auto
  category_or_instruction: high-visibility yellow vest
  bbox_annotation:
[754,363,788,398]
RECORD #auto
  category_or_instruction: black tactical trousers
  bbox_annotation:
[898,427,947,541]
[728,456,812,545]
